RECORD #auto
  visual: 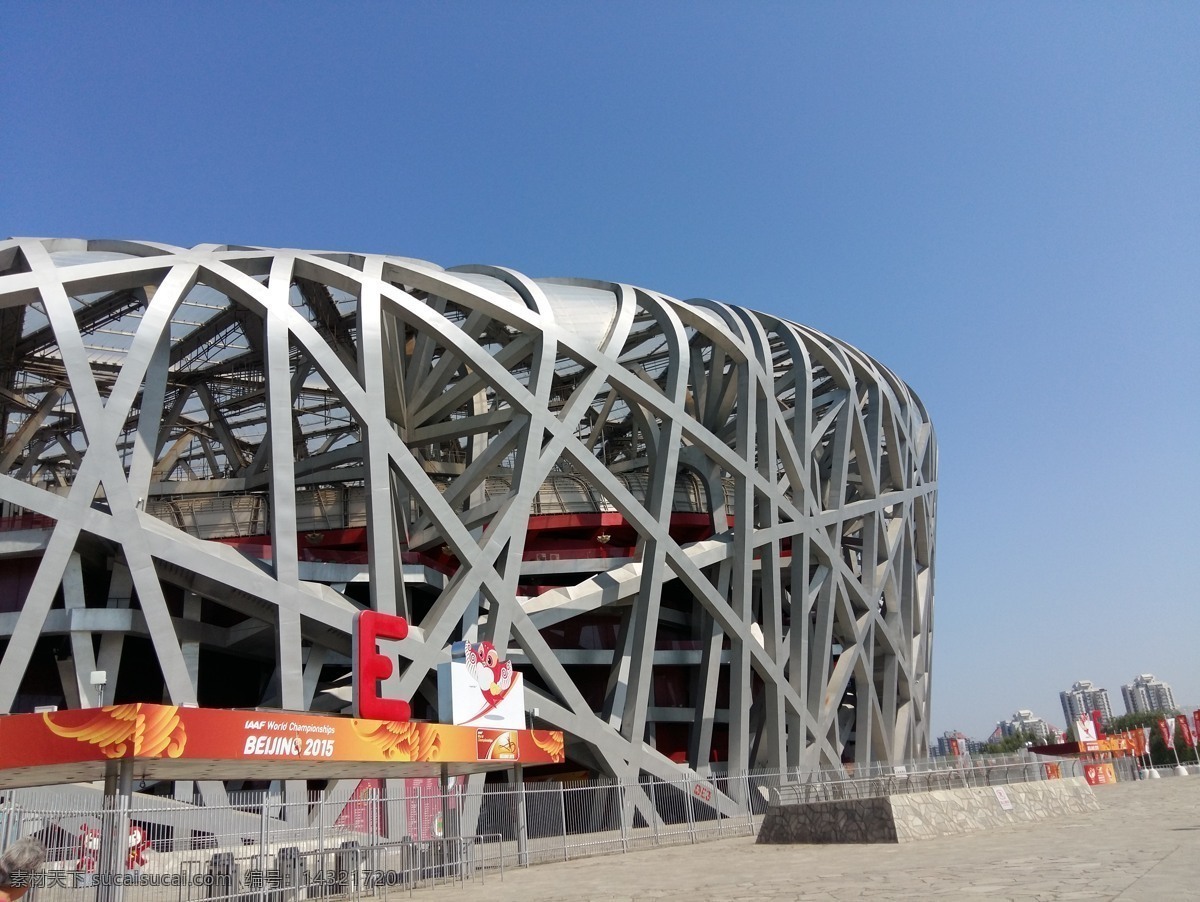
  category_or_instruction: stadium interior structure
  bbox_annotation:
[0,238,936,800]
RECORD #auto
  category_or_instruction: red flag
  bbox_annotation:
[1158,717,1175,750]
[1176,714,1195,749]
[1092,709,1105,739]
[1193,710,1200,746]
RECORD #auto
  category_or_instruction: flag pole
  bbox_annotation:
[1163,716,1186,776]
[1144,725,1160,778]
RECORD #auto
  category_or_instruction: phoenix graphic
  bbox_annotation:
[530,730,565,763]
[353,720,441,761]
[43,704,187,758]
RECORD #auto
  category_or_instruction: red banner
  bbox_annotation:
[407,775,466,840]
[1193,711,1200,748]
[1158,717,1175,750]
[333,776,468,840]
[335,778,385,833]
[1176,714,1195,749]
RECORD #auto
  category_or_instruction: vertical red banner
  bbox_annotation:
[336,779,385,833]
[1158,717,1174,749]
[1176,714,1195,749]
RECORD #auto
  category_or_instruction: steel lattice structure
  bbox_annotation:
[0,238,936,794]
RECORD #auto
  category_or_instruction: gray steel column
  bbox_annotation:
[265,258,304,711]
[514,764,528,867]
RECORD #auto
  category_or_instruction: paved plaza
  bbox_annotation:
[437,776,1200,901]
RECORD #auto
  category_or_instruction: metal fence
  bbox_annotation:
[0,754,1088,901]
[771,756,1091,805]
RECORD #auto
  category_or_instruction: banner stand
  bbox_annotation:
[1159,716,1188,776]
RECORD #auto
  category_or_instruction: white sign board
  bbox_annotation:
[437,641,526,729]
[1077,714,1097,742]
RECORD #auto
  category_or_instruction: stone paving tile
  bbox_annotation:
[423,777,1200,901]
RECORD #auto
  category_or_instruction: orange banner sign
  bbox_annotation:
[0,704,564,775]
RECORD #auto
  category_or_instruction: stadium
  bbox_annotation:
[0,237,936,795]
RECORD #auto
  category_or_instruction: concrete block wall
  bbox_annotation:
[891,776,1098,841]
[758,777,1098,845]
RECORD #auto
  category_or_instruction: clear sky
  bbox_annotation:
[4,3,1197,739]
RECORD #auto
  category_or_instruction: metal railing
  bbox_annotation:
[0,753,1084,900]
[770,757,1083,805]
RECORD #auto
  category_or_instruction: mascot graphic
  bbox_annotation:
[465,641,513,709]
[463,641,514,720]
[439,639,525,728]
[127,825,150,870]
[78,824,101,874]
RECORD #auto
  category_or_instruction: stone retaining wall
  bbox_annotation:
[757,777,1098,844]
[757,795,898,844]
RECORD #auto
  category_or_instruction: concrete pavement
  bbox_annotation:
[431,776,1200,901]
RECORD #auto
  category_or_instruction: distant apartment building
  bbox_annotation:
[1121,674,1177,715]
[1059,680,1114,731]
[997,709,1055,743]
[934,731,985,757]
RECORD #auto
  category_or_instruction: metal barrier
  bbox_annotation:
[769,758,1079,806]
[0,753,1086,899]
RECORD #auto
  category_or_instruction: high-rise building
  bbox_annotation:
[935,731,983,757]
[997,709,1055,743]
[1060,680,1114,730]
[1121,674,1177,715]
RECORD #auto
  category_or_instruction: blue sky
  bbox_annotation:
[4,3,1197,739]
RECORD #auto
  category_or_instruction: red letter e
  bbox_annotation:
[352,610,412,721]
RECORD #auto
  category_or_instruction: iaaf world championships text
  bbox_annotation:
[8,869,404,888]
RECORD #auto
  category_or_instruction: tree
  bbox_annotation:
[1106,710,1175,733]
[982,730,1042,754]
